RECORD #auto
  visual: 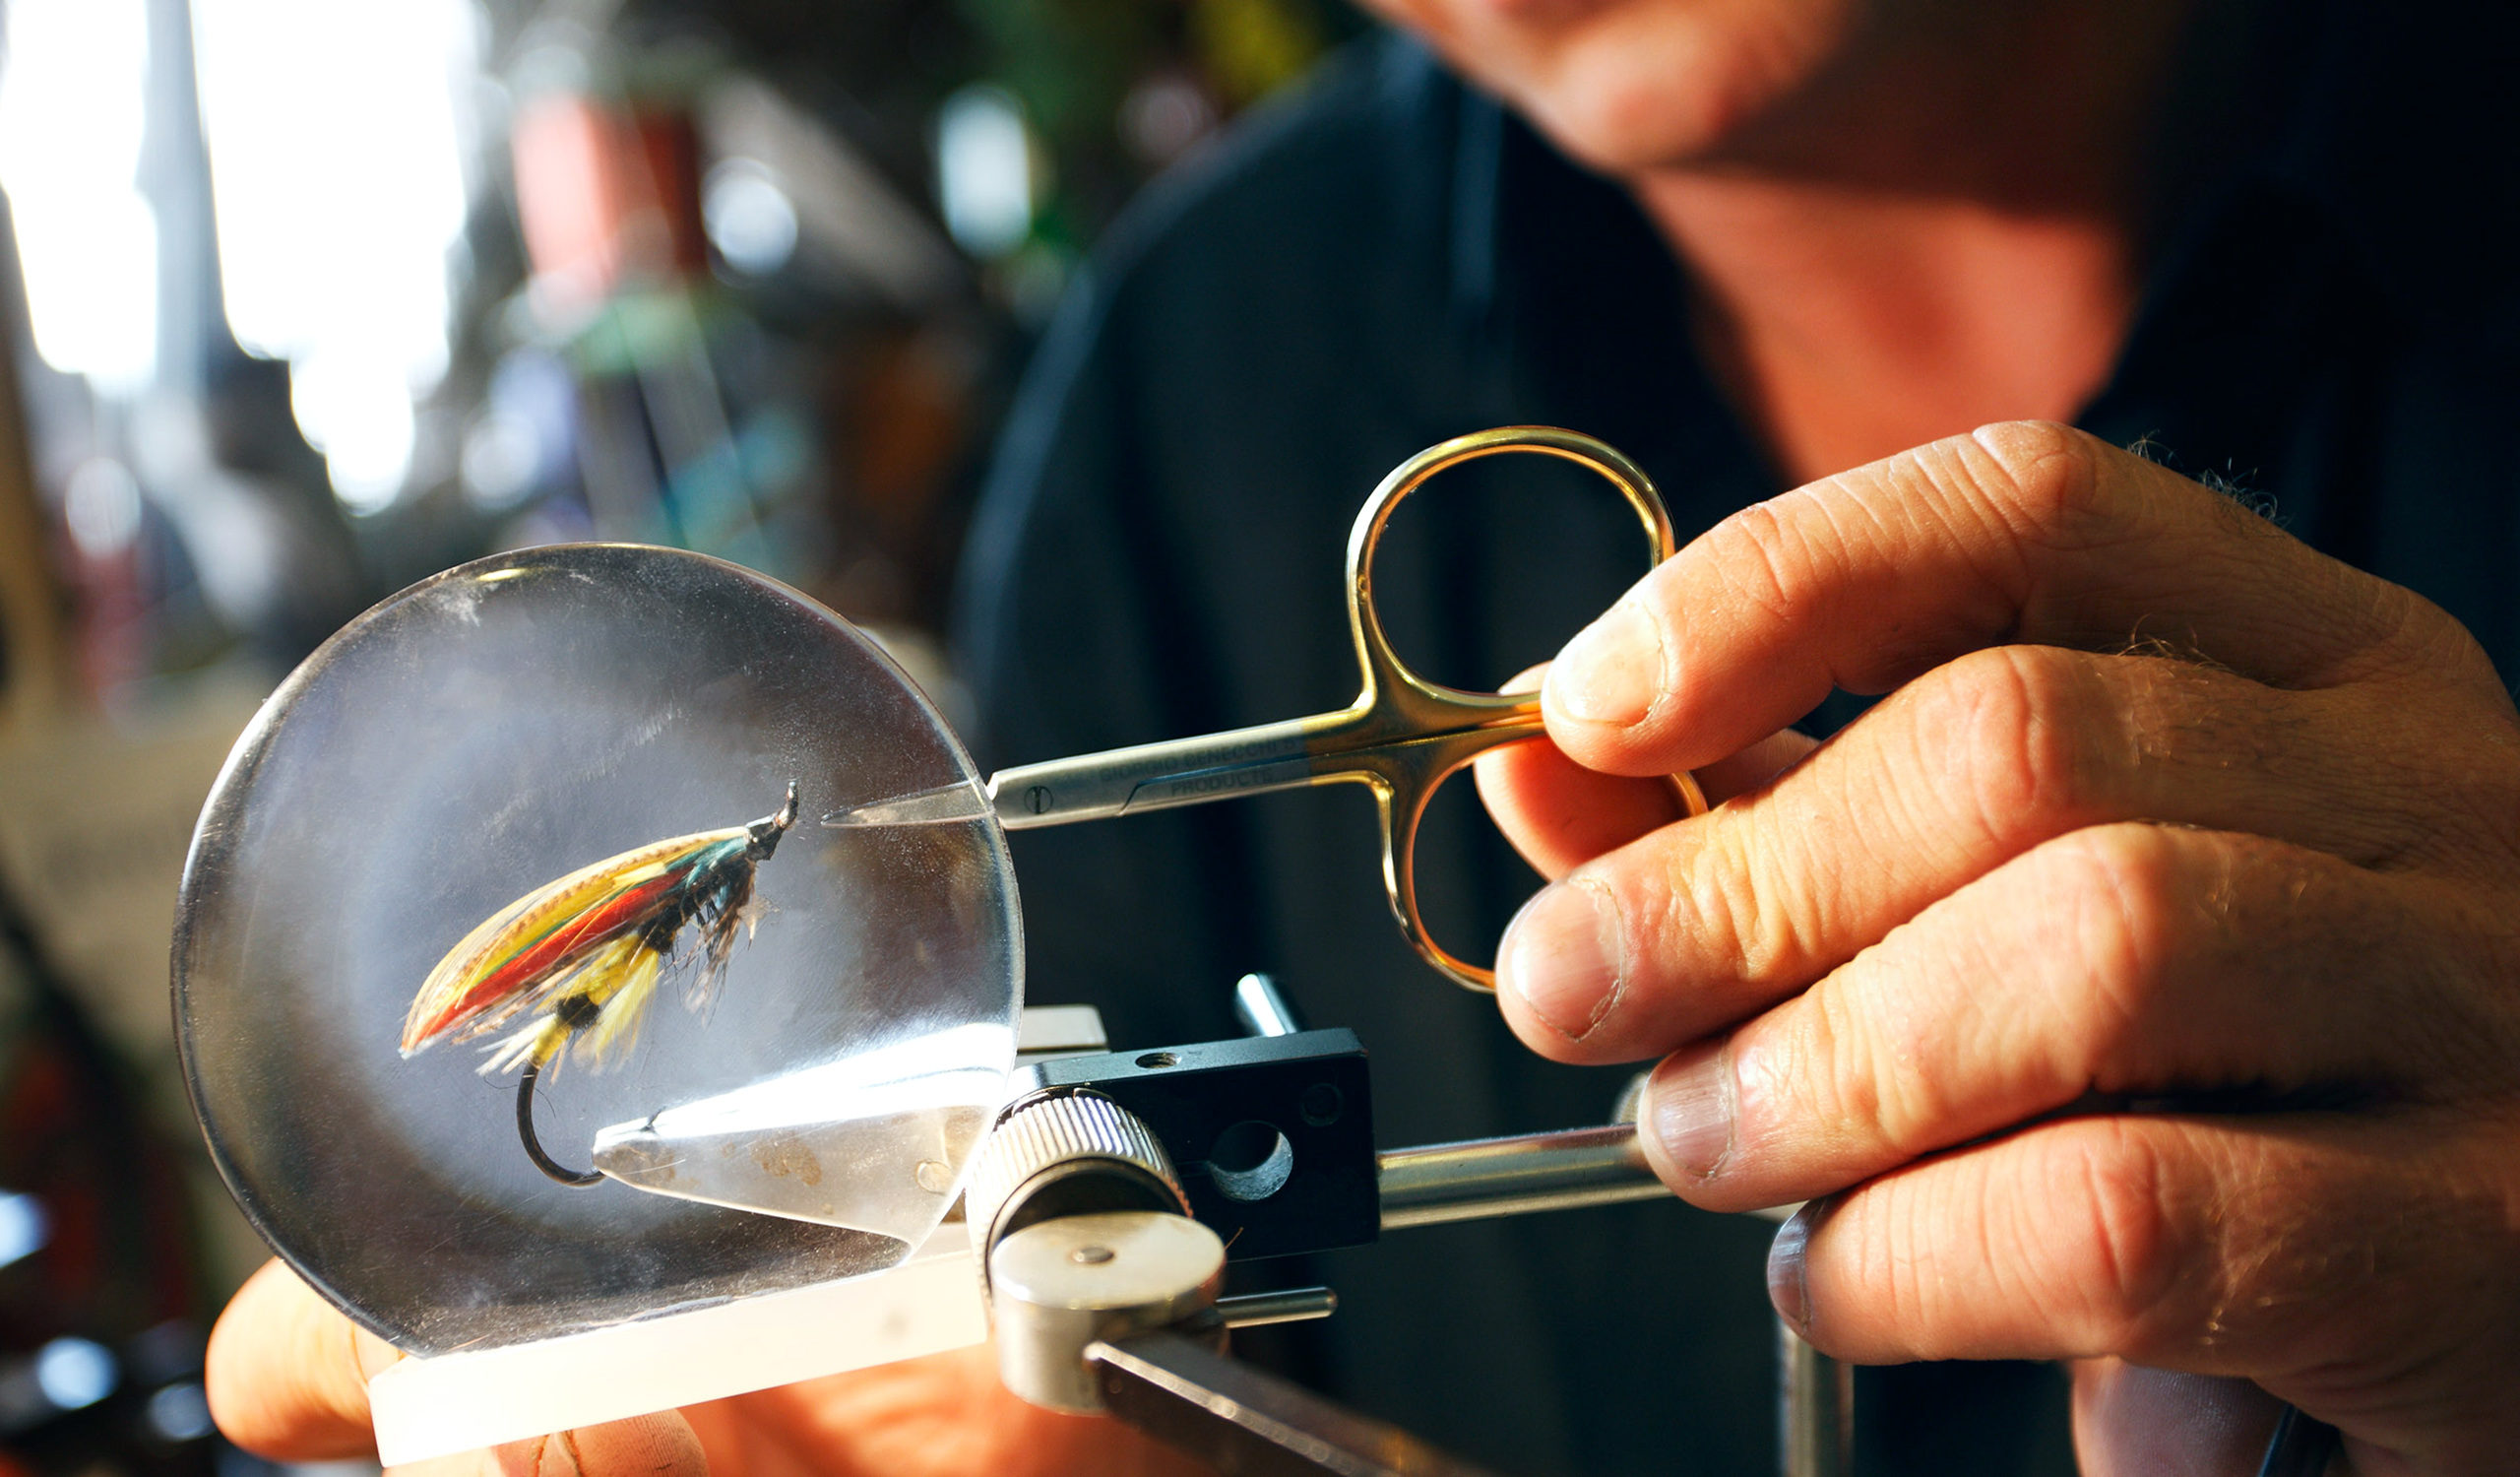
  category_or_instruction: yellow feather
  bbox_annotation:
[574,945,663,1067]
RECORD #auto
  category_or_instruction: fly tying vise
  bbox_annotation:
[400,782,801,1186]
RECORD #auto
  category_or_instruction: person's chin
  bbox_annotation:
[1517,71,1738,173]
[1476,6,1850,174]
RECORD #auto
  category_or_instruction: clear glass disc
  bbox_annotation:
[173,545,1020,1355]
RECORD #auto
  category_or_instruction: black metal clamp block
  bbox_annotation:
[1003,1028,1379,1261]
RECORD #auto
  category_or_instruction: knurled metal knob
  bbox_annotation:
[965,1092,1189,1285]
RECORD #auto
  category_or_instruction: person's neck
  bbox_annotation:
[1629,0,2195,486]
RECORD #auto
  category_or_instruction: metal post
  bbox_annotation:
[1779,1316,1853,1477]
[1233,972,1304,1038]
[1217,1287,1339,1329]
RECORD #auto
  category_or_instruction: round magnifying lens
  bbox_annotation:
[174,545,1019,1358]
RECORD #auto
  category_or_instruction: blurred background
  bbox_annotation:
[0,0,1355,1468]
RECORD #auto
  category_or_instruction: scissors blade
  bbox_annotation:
[832,714,1335,832]
[820,781,994,828]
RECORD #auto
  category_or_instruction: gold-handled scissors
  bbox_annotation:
[826,425,1708,992]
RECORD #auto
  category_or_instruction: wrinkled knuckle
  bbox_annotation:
[1704,498,1811,623]
[2063,1125,2183,1354]
[1676,823,1815,984]
[2054,824,2180,931]
[1918,646,2094,841]
[1830,963,1948,1157]
[1655,844,1738,983]
[2044,826,2187,1043]
[1963,420,2105,542]
[1796,982,1895,1152]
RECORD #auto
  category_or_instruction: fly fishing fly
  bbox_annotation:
[401,782,800,1185]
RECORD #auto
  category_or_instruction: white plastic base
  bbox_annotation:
[368,1231,984,1464]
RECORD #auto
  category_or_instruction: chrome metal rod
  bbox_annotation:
[1218,1286,1338,1329]
[1781,1317,1854,1477]
[1377,1124,1669,1230]
[1233,973,1304,1038]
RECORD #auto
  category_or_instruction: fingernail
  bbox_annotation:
[1546,599,1665,727]
[1768,1201,1815,1333]
[1644,1039,1734,1180]
[1499,879,1625,1040]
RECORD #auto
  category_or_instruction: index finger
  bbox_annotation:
[1542,421,2484,775]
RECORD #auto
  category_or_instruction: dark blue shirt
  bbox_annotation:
[956,9,2520,1472]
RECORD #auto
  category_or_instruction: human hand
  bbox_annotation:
[207,1258,1211,1476]
[1475,422,2520,1475]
